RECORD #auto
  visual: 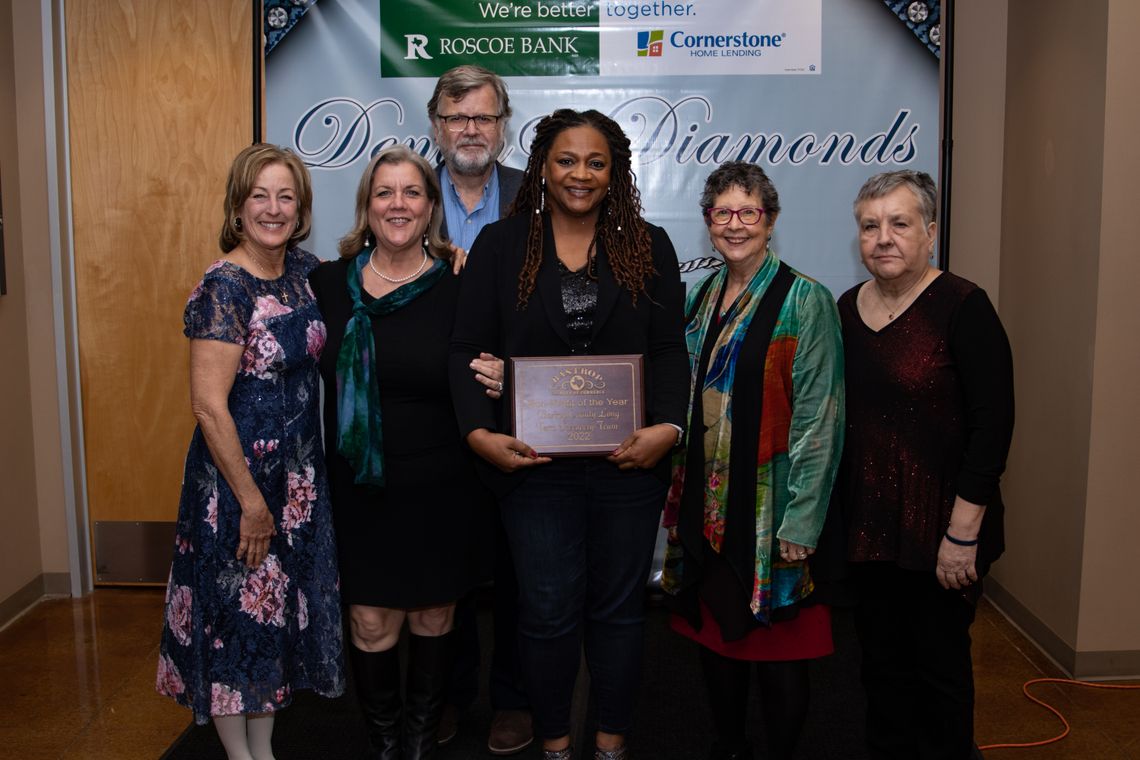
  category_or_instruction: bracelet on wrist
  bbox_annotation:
[944,531,979,547]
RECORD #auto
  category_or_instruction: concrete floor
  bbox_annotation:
[0,588,1136,759]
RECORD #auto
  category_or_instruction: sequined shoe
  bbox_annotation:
[594,747,628,760]
[542,747,573,760]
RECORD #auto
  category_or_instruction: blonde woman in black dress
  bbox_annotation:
[309,145,500,759]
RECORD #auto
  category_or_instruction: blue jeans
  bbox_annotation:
[500,458,666,739]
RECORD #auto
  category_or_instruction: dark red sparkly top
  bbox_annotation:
[837,272,1014,573]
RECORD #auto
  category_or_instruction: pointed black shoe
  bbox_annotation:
[708,741,753,760]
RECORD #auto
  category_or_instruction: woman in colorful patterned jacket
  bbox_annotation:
[661,161,845,760]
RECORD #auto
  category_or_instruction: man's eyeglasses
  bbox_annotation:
[438,114,501,132]
[704,207,766,225]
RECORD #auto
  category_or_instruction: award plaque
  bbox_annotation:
[511,354,645,456]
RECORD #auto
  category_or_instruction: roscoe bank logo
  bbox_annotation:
[637,28,787,58]
[404,31,580,58]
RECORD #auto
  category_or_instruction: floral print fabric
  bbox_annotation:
[157,249,344,724]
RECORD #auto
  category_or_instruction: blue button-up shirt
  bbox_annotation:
[440,166,501,252]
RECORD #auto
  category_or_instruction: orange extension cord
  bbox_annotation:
[979,677,1140,751]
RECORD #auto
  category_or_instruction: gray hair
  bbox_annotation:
[336,146,449,260]
[853,170,937,225]
[426,65,512,121]
[699,161,781,219]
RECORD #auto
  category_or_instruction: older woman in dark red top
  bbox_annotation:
[837,170,1014,760]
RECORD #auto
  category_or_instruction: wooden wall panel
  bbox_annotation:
[66,1,252,554]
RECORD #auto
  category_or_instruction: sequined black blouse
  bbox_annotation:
[837,272,1014,574]
[558,259,598,354]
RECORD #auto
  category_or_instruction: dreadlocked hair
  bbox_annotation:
[507,109,655,310]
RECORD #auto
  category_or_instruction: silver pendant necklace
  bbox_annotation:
[874,270,929,320]
[244,245,289,302]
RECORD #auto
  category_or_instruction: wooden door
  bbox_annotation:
[66,0,253,583]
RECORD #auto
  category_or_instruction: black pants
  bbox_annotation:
[852,562,978,760]
[447,516,529,711]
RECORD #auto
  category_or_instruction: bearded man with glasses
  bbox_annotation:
[428,65,524,255]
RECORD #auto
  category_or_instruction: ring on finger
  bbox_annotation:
[496,380,504,392]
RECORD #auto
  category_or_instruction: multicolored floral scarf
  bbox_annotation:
[663,250,807,624]
[335,248,444,487]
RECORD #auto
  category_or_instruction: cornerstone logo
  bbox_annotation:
[636,30,664,57]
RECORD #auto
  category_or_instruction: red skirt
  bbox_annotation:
[671,598,834,661]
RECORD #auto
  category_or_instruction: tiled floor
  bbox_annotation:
[0,589,1136,759]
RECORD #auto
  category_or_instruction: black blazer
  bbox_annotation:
[437,163,524,240]
[449,213,689,495]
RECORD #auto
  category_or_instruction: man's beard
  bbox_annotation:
[445,140,499,177]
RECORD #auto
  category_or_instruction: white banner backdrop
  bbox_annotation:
[266,0,939,295]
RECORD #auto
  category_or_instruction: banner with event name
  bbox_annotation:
[265,0,940,295]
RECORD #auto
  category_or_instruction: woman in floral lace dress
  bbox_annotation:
[156,144,344,760]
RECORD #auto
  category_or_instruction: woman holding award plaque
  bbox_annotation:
[449,109,689,760]
[660,162,844,760]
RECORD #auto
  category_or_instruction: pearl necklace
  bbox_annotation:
[368,248,428,284]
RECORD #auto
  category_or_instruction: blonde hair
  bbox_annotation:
[219,143,312,252]
[336,146,450,261]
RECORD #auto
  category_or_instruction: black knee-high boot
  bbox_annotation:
[699,645,754,760]
[349,643,402,760]
[404,631,456,760]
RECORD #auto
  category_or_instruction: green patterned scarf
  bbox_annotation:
[336,248,445,487]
